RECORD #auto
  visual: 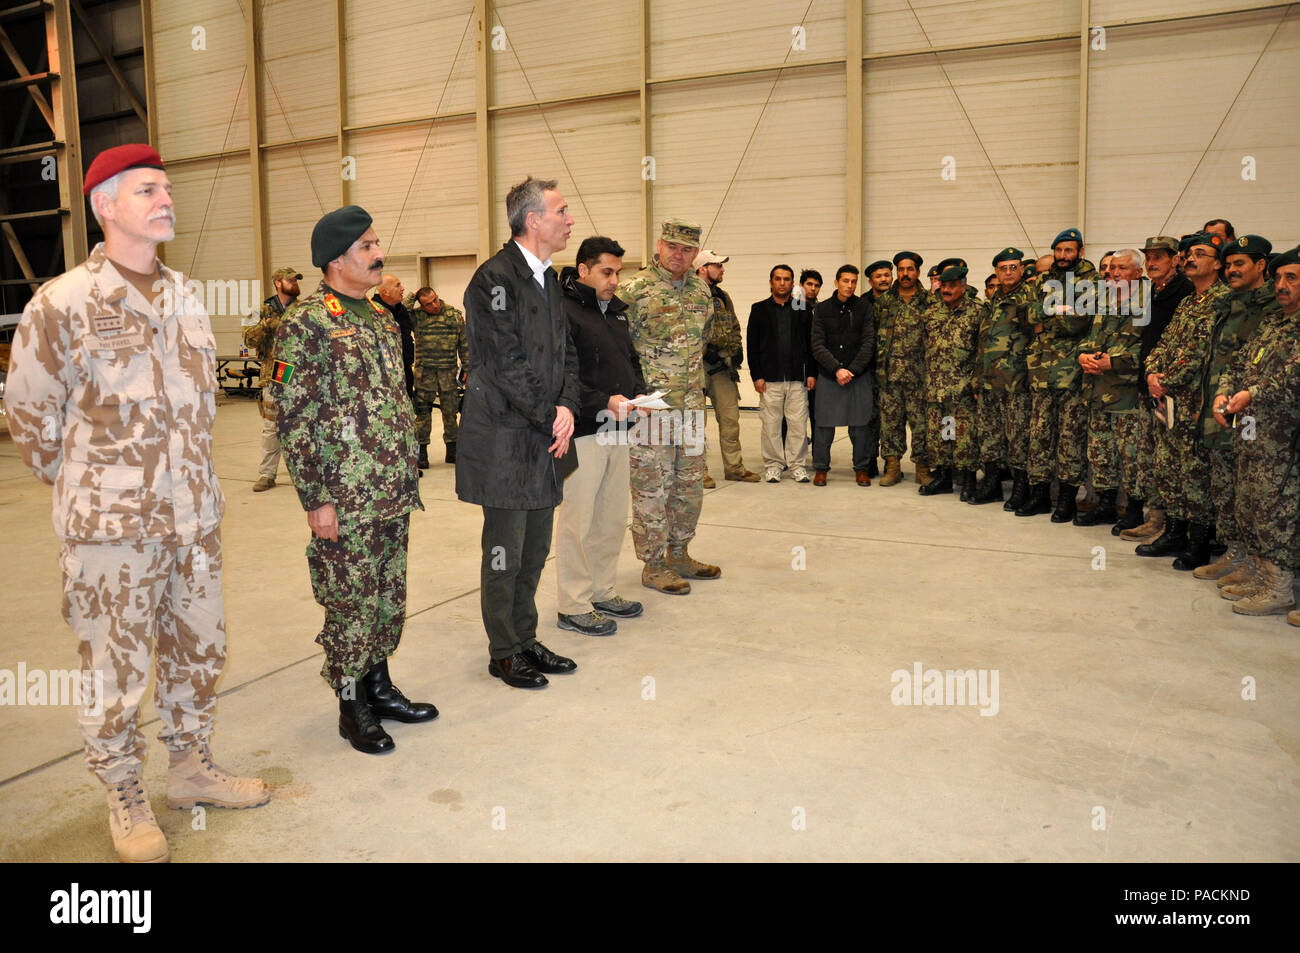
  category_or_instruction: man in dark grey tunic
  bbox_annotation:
[809,265,876,486]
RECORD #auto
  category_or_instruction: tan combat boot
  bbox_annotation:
[879,456,903,487]
[666,547,721,579]
[1219,556,1263,601]
[642,561,691,595]
[1289,610,1300,627]
[1194,540,1246,581]
[702,473,716,489]
[913,462,932,486]
[166,743,271,811]
[107,776,169,863]
[1121,507,1164,542]
[1232,560,1296,616]
[1217,553,1257,590]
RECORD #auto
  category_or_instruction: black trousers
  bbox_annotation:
[480,505,554,659]
[812,425,872,473]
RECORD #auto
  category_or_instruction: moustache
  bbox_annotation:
[370,259,384,271]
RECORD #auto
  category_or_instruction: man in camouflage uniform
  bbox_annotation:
[1074,249,1147,526]
[874,251,931,486]
[1139,231,1231,569]
[404,286,467,468]
[917,263,982,499]
[971,247,1033,506]
[1194,236,1276,583]
[4,144,268,863]
[695,250,758,486]
[1019,228,1097,521]
[1214,247,1300,617]
[243,264,301,491]
[619,219,720,594]
[274,205,436,755]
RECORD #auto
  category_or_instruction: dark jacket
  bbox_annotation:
[560,266,646,439]
[1139,272,1193,395]
[811,293,874,379]
[379,297,417,397]
[703,284,743,380]
[455,241,579,509]
[747,296,809,383]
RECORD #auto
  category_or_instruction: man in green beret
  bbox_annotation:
[874,251,932,486]
[918,264,982,499]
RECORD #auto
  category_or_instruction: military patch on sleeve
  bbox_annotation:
[91,313,126,336]
[383,322,399,333]
[271,360,294,383]
[329,326,358,339]
[1253,348,1265,364]
[324,294,345,317]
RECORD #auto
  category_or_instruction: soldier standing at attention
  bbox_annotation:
[917,263,982,499]
[695,249,758,487]
[274,205,437,753]
[970,247,1030,506]
[874,251,932,487]
[405,286,467,468]
[244,265,300,492]
[5,144,269,863]
[620,219,721,594]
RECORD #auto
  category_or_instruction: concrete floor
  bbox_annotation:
[0,397,1297,862]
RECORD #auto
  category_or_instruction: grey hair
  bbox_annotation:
[1111,248,1144,273]
[506,176,558,237]
[88,170,125,227]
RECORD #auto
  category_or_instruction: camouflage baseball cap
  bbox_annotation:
[273,265,303,281]
[1142,236,1179,254]
[660,218,702,248]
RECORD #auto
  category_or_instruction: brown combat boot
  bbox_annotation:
[702,473,716,489]
[666,547,721,579]
[107,776,169,863]
[913,461,932,486]
[879,456,903,487]
[166,743,271,811]
[1232,561,1296,616]
[1289,610,1300,627]
[1219,556,1264,601]
[1194,541,1246,581]
[252,476,275,492]
[642,561,691,594]
[1121,507,1164,542]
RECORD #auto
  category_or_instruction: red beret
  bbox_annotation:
[83,144,165,196]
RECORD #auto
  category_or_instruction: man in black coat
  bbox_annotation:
[376,273,417,401]
[456,177,580,689]
[810,265,875,485]
[748,264,814,482]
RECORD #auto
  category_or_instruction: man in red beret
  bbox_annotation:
[3,144,269,863]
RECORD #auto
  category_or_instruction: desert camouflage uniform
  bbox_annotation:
[874,284,931,463]
[975,279,1034,468]
[4,244,226,783]
[922,292,982,471]
[404,293,467,447]
[1146,282,1231,523]
[273,283,422,689]
[618,261,713,563]
[1079,282,1147,493]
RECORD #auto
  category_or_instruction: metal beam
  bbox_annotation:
[335,0,348,207]
[0,208,67,222]
[1077,0,1089,234]
[342,110,474,135]
[0,70,54,90]
[638,0,650,266]
[139,0,158,148]
[649,56,842,87]
[244,0,269,283]
[0,24,56,131]
[47,0,87,267]
[1,222,42,293]
[489,88,638,115]
[846,0,863,266]
[475,0,491,260]
[0,2,52,24]
[70,0,147,124]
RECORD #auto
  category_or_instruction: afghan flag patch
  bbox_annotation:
[271,360,294,384]
[324,293,345,317]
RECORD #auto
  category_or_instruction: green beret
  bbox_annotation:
[1220,235,1271,262]
[1022,261,1037,277]
[1178,234,1197,253]
[1185,231,1225,253]
[865,259,893,276]
[660,218,702,247]
[927,265,941,278]
[1268,245,1300,275]
[311,205,373,268]
[940,264,968,282]
[1051,227,1083,248]
[992,247,1023,266]
[1143,235,1179,254]
[935,257,966,275]
[893,250,923,268]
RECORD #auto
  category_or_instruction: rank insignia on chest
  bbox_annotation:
[1254,348,1265,364]
[329,326,358,339]
[324,294,345,317]
[271,360,294,383]
[384,322,399,334]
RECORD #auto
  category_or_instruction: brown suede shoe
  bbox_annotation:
[813,470,827,486]
[856,470,871,486]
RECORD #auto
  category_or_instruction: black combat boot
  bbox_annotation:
[338,679,395,755]
[1172,521,1213,571]
[1135,517,1189,557]
[1050,484,1079,523]
[866,457,879,478]
[418,444,431,469]
[361,659,438,723]
[918,466,954,496]
[1015,482,1053,517]
[1003,469,1029,512]
[957,469,976,502]
[971,463,1005,505]
[445,441,456,464]
[1112,496,1144,536]
[1075,488,1118,526]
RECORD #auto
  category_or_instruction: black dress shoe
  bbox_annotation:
[488,653,548,688]
[361,660,438,723]
[338,682,396,754]
[523,641,577,674]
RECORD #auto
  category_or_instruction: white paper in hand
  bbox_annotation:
[628,390,670,410]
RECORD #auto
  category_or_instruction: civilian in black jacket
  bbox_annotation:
[748,264,814,482]
[554,237,647,637]
[810,265,875,485]
[457,176,580,689]
[376,273,416,401]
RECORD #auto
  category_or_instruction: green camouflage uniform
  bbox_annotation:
[874,283,931,463]
[975,279,1035,468]
[404,293,468,447]
[1079,282,1147,493]
[1145,281,1231,523]
[922,292,983,471]
[1201,280,1276,541]
[1027,258,1098,485]
[618,261,714,564]
[1216,303,1300,568]
[272,282,423,689]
